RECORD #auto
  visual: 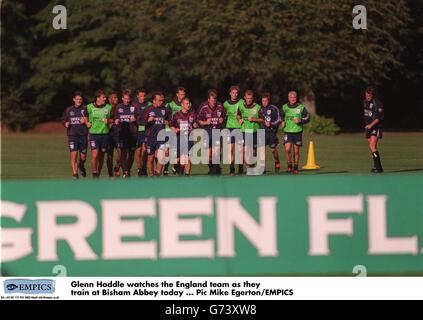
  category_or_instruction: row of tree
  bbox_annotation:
[2,0,422,130]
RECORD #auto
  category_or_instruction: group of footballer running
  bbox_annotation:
[62,86,311,178]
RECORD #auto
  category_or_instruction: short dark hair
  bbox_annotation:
[136,88,146,95]
[261,92,271,100]
[229,85,240,93]
[108,91,118,97]
[176,86,186,93]
[122,89,132,97]
[73,91,83,98]
[208,89,218,99]
[95,89,105,98]
[152,91,164,100]
[244,89,254,96]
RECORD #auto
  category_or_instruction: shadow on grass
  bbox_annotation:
[315,171,349,174]
[389,168,423,173]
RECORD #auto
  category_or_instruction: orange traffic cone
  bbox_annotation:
[302,141,320,170]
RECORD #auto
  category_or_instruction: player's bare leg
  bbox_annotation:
[228,143,235,175]
[179,155,190,175]
[147,154,155,176]
[284,143,293,173]
[78,152,87,177]
[271,147,280,172]
[211,146,221,175]
[293,145,300,174]
[70,151,78,178]
[237,143,244,174]
[141,144,147,175]
[91,149,99,178]
[114,148,121,176]
[368,136,383,173]
[207,147,213,174]
[163,148,170,175]
[135,146,142,175]
[156,149,165,175]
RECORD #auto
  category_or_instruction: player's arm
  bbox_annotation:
[280,106,285,128]
[192,113,198,129]
[164,106,172,126]
[197,106,211,126]
[171,115,180,133]
[270,106,282,127]
[85,105,93,128]
[295,107,310,124]
[236,109,243,125]
[366,100,384,129]
[80,106,89,126]
[111,105,120,126]
[141,106,154,126]
[247,106,261,123]
[249,110,263,123]
[256,109,265,124]
[131,104,139,122]
[218,105,227,124]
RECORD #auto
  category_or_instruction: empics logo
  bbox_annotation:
[4,279,55,294]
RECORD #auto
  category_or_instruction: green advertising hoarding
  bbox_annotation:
[1,175,422,276]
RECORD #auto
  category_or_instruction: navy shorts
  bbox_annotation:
[226,128,244,145]
[68,135,87,154]
[117,134,137,149]
[177,135,194,157]
[243,132,258,148]
[146,135,169,155]
[89,134,110,152]
[264,131,279,149]
[203,129,221,149]
[283,132,303,146]
[137,131,147,147]
[365,128,383,139]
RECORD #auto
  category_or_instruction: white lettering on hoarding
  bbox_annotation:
[159,198,214,258]
[101,199,156,259]
[0,201,32,262]
[308,195,363,255]
[216,197,278,257]
[367,195,418,255]
[1,195,420,262]
[37,201,97,261]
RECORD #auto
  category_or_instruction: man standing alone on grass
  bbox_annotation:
[363,87,384,173]
[86,90,113,178]
[280,91,310,175]
[62,91,88,179]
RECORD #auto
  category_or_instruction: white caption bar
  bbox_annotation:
[1,277,422,300]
